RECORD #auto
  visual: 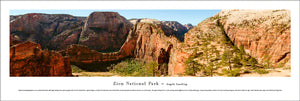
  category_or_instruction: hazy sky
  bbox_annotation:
[10,10,221,25]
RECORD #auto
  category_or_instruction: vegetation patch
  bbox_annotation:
[71,65,85,73]
[108,59,159,77]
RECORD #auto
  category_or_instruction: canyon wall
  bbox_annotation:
[79,12,133,52]
[10,41,73,76]
[173,9,291,75]
[10,13,85,50]
[218,10,290,67]
[10,10,290,76]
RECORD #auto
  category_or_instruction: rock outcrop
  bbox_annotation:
[162,21,188,41]
[218,10,290,67]
[62,21,180,72]
[10,41,73,76]
[129,22,180,75]
[10,13,85,50]
[79,12,132,52]
[173,9,291,75]
[49,27,82,50]
[183,23,194,30]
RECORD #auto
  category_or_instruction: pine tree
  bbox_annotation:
[184,56,201,76]
[263,55,272,69]
[222,49,233,70]
[248,57,257,69]
[147,61,158,77]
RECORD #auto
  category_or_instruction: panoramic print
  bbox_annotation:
[9,10,291,77]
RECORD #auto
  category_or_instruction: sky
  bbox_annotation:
[10,10,221,26]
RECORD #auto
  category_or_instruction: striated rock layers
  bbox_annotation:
[79,12,133,52]
[173,9,291,75]
[10,12,190,74]
[218,10,290,67]
[62,21,181,72]
[10,41,73,76]
[10,13,85,50]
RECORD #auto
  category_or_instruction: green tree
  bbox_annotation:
[232,55,242,68]
[204,62,220,77]
[221,49,233,70]
[147,61,158,77]
[248,57,257,69]
[184,56,201,76]
[239,45,246,55]
[263,55,273,69]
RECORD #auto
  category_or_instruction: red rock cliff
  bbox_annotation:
[174,10,291,75]
[218,10,290,67]
[10,13,85,50]
[10,41,73,76]
[79,12,132,52]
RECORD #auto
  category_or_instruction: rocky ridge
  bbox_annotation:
[172,9,291,75]
[218,9,290,67]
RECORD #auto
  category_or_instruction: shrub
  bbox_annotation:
[108,59,157,76]
[184,56,201,76]
[222,68,241,77]
[71,65,85,73]
[248,57,258,69]
[255,69,269,74]
[276,62,285,68]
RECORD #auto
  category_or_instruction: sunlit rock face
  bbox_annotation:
[79,12,133,52]
[10,41,73,76]
[10,13,85,50]
[218,10,290,67]
[174,10,291,75]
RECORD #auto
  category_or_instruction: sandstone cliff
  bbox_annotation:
[10,41,73,76]
[10,13,85,50]
[218,10,290,67]
[10,10,289,76]
[79,12,132,52]
[173,9,291,75]
[62,21,181,72]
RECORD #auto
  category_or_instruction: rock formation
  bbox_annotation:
[10,10,290,76]
[218,10,290,67]
[173,9,291,75]
[157,44,173,75]
[183,23,194,30]
[10,41,73,76]
[62,21,180,72]
[162,21,188,41]
[79,12,132,52]
[10,13,85,50]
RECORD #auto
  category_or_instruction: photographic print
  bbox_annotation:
[9,9,291,77]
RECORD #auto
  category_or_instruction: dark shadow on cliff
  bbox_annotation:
[70,56,133,72]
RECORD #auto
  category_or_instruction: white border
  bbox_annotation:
[1,1,299,100]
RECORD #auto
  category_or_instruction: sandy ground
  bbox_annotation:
[240,68,291,77]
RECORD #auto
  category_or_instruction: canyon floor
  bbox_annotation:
[239,68,290,77]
